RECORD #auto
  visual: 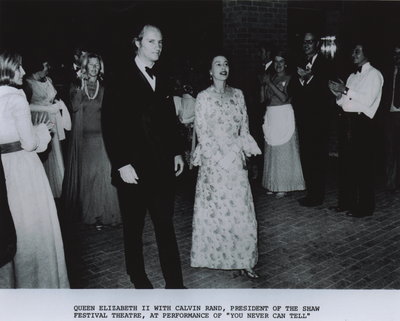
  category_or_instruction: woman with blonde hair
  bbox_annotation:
[0,51,69,288]
[63,52,120,226]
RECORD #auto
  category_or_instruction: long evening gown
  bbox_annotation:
[26,76,71,198]
[262,76,305,193]
[64,83,121,225]
[191,86,261,270]
[0,86,69,288]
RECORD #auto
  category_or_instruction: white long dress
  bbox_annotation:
[26,77,71,198]
[0,86,69,288]
[191,86,261,270]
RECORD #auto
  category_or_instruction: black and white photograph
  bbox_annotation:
[1,0,400,320]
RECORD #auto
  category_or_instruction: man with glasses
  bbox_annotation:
[290,32,334,207]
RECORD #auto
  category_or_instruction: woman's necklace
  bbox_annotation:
[212,84,227,100]
[84,80,99,100]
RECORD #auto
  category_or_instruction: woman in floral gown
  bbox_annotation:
[0,51,69,288]
[191,54,261,278]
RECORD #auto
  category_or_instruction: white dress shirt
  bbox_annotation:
[305,53,318,70]
[299,53,318,86]
[337,62,383,119]
[135,56,156,91]
[265,60,272,71]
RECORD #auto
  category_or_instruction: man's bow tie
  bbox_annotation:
[145,66,155,79]
[355,66,363,74]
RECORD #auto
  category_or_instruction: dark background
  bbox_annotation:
[0,0,223,79]
[2,1,400,80]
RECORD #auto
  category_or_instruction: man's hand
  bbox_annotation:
[174,155,184,177]
[328,79,346,92]
[264,74,271,86]
[118,164,139,184]
[298,67,314,83]
[328,80,345,99]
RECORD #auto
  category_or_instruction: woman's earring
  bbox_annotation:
[209,73,213,81]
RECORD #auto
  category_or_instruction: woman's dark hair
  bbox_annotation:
[24,54,49,76]
[273,49,288,61]
[0,51,22,86]
[208,49,231,69]
[271,49,291,73]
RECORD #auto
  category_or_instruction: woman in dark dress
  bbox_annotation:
[63,52,121,226]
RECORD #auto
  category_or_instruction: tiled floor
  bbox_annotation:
[63,159,400,289]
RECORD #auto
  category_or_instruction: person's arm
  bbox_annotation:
[237,90,262,157]
[265,75,289,104]
[344,70,383,112]
[69,83,85,113]
[193,92,213,158]
[11,94,51,153]
[335,71,384,116]
[22,80,33,103]
[260,72,268,104]
[54,99,71,131]
[328,79,344,100]
[102,79,139,184]
[166,93,185,176]
[192,92,222,166]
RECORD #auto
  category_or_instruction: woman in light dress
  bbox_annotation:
[0,51,69,288]
[262,52,305,197]
[63,53,121,226]
[191,54,261,279]
[24,58,71,198]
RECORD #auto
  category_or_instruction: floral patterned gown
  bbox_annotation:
[191,86,261,270]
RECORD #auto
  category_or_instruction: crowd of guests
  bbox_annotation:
[0,23,398,289]
[254,32,390,221]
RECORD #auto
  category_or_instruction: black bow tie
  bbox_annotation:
[145,66,155,79]
[355,66,363,74]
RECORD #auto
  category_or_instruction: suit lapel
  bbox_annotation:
[132,62,156,94]
[311,54,321,73]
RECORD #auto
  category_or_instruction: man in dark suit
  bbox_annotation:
[382,44,400,191]
[103,25,185,289]
[290,32,333,207]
